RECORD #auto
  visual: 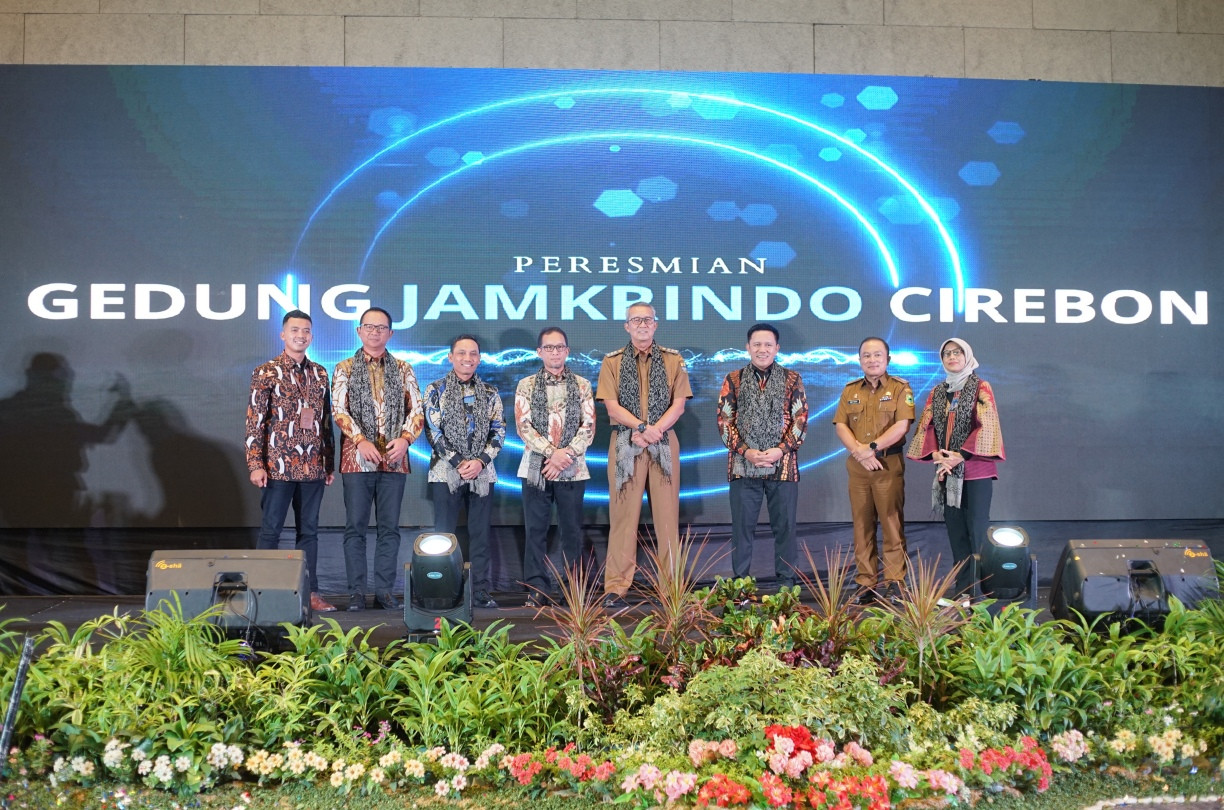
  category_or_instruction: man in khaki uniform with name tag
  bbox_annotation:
[833,336,914,604]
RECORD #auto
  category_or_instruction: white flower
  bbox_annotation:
[207,743,230,769]
[435,779,451,796]
[153,755,174,784]
[137,759,153,776]
[369,767,385,784]
[175,755,192,772]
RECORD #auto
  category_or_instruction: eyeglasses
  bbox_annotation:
[627,316,657,326]
[941,348,965,358]
[539,344,569,352]
[359,324,390,334]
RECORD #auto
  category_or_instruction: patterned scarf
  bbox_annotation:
[930,373,979,512]
[614,342,673,491]
[439,369,496,496]
[732,364,787,478]
[525,367,582,490]
[347,349,404,459]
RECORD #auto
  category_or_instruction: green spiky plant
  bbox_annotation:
[636,527,721,691]
[860,553,969,702]
[794,543,863,668]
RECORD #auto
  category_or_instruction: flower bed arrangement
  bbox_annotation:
[1,545,1221,808]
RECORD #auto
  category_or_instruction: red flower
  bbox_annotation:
[697,774,753,807]
[760,771,794,807]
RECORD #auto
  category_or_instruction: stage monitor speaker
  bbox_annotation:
[1049,539,1217,624]
[145,549,311,640]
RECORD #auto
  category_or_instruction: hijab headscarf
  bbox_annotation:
[941,338,979,393]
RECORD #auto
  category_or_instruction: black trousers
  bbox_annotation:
[521,478,587,592]
[944,477,993,596]
[431,481,494,594]
[729,477,798,584]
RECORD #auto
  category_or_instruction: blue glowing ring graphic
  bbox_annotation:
[290,84,963,502]
[292,87,962,306]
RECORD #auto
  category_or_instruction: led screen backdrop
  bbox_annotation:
[0,66,1220,530]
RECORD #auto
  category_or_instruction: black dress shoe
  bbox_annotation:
[474,591,499,609]
[853,588,878,606]
[602,593,628,610]
[374,592,402,610]
[524,593,551,609]
[347,593,366,612]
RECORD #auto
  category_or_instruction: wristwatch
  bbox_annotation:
[636,422,647,433]
[869,441,882,458]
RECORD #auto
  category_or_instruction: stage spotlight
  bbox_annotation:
[976,526,1038,605]
[404,532,472,635]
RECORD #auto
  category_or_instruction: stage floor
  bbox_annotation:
[0,583,1063,650]
[2,519,1219,648]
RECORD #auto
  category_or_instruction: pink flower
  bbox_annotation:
[889,760,919,790]
[638,764,662,790]
[844,741,873,767]
[814,740,836,763]
[926,769,963,795]
[663,770,698,801]
[786,751,813,780]
[718,739,739,759]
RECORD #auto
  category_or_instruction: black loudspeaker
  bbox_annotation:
[1049,539,1218,623]
[145,549,311,642]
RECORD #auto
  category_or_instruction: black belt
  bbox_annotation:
[879,444,903,457]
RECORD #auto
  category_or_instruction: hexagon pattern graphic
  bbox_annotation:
[749,241,797,268]
[739,204,778,227]
[594,189,645,217]
[959,161,1001,186]
[706,201,740,222]
[857,86,899,110]
[988,121,1026,144]
[426,147,460,167]
[636,176,678,203]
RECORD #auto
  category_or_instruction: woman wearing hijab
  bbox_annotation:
[906,338,1005,600]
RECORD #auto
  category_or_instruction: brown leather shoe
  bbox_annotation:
[310,592,337,612]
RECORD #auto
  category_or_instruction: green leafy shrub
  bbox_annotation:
[610,646,911,755]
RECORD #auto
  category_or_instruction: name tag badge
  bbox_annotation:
[880,393,892,402]
[847,398,859,405]
[299,406,315,431]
